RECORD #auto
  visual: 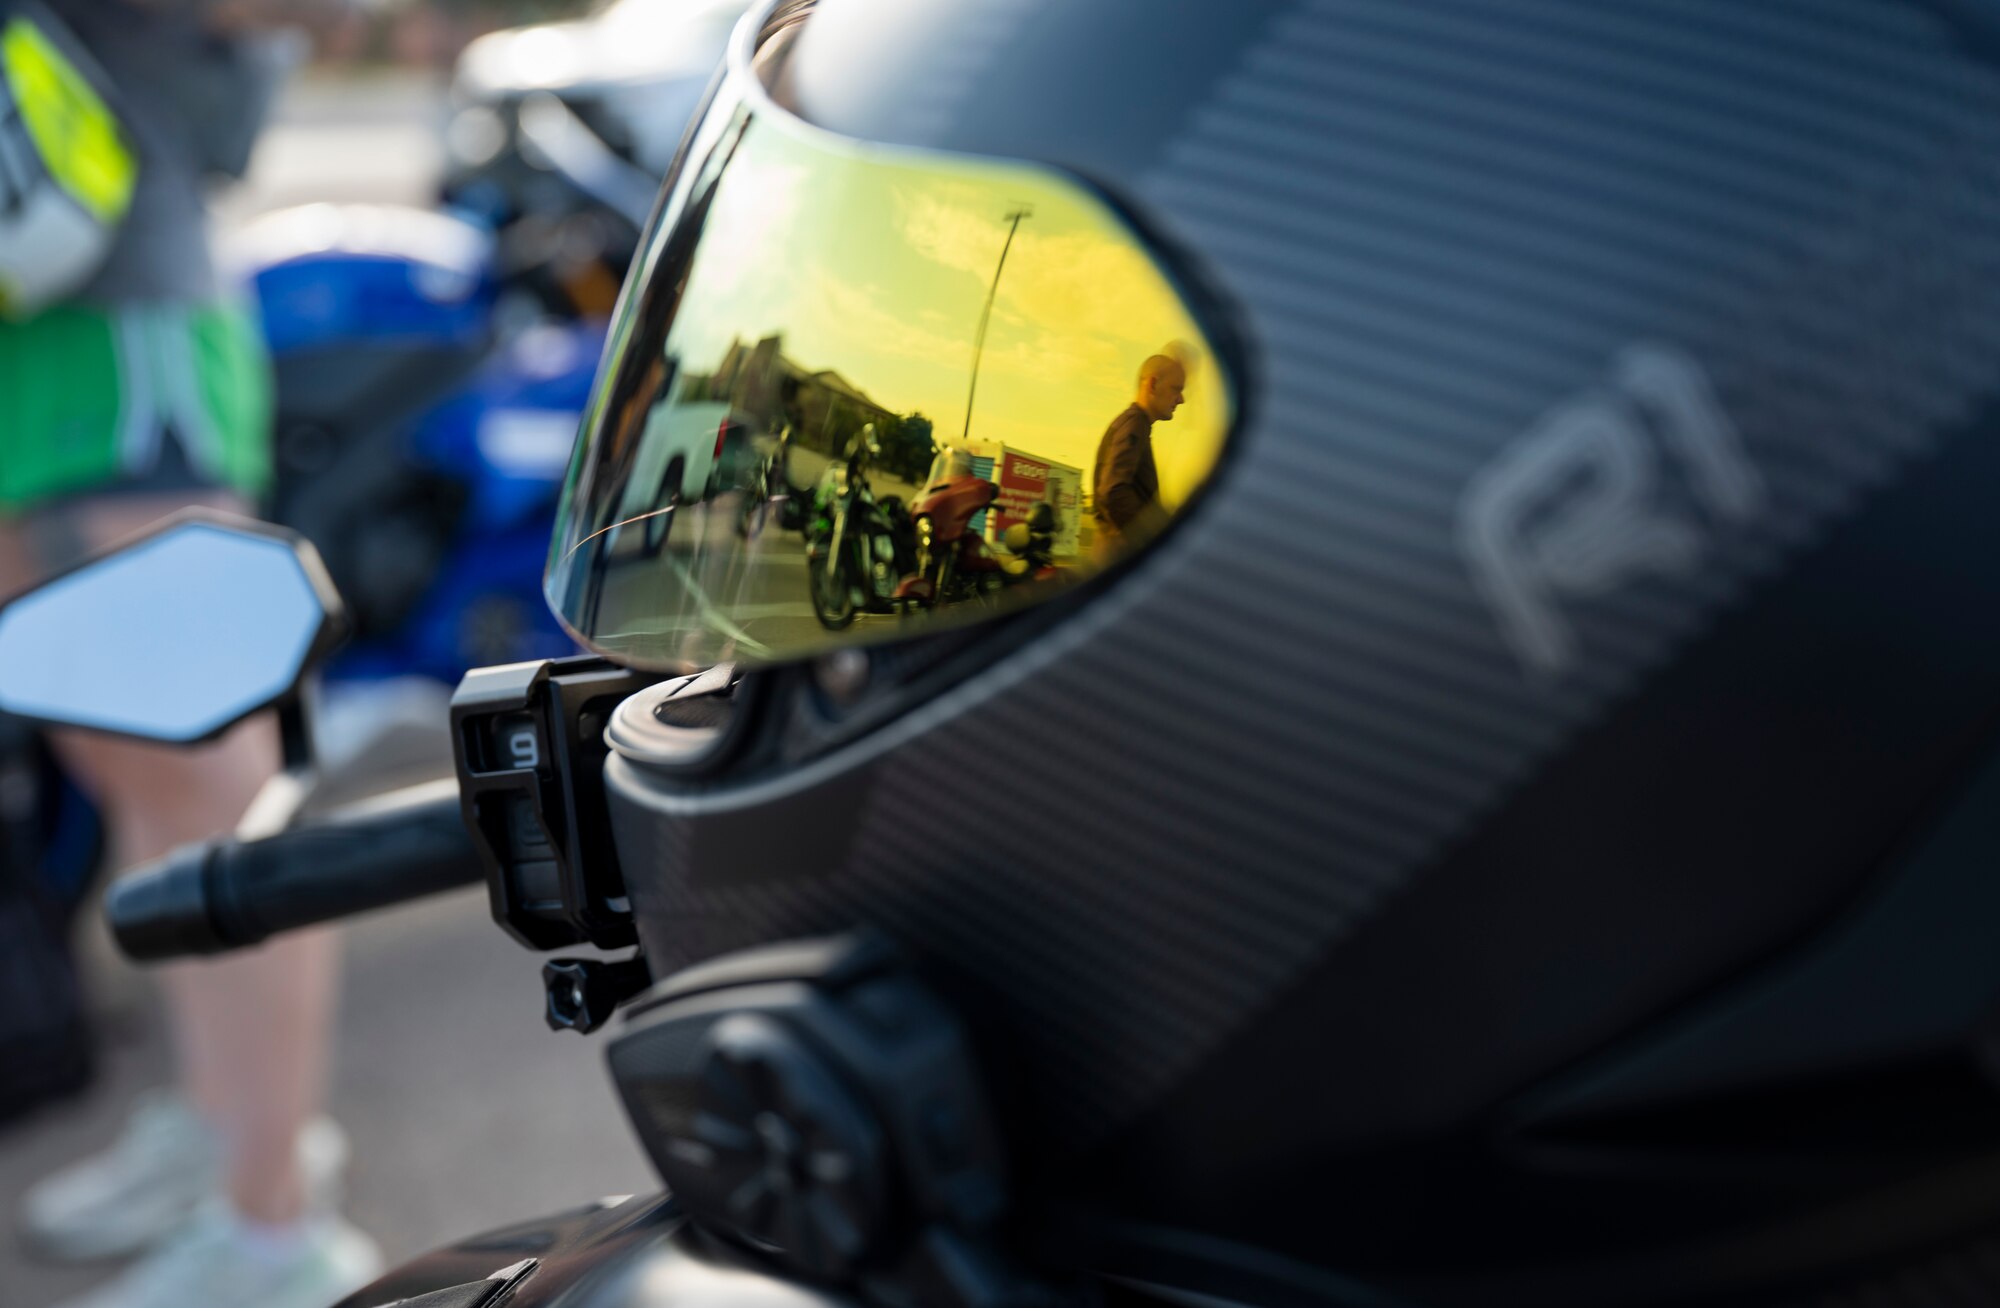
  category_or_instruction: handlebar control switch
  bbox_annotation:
[542,955,651,1034]
[451,655,659,952]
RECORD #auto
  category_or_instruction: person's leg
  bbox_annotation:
[64,727,339,1226]
[41,492,340,1227]
[153,934,337,1224]
[11,303,376,1303]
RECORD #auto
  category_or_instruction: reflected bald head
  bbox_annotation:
[1138,354,1185,387]
[1137,354,1187,422]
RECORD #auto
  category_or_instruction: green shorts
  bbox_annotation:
[0,302,271,513]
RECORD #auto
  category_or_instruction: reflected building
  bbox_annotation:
[701,333,898,455]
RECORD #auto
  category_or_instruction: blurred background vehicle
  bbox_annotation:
[257,0,750,721]
[0,1,734,1298]
[442,0,751,228]
[246,196,595,692]
[0,718,103,1129]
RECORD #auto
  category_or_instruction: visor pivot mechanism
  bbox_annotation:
[814,648,871,706]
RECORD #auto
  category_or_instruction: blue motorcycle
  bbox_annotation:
[246,201,603,686]
[0,74,656,1129]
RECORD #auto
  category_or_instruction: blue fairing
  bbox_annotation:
[339,321,603,684]
[326,516,570,685]
[243,204,592,687]
[413,322,604,533]
[258,254,494,356]
[246,208,498,356]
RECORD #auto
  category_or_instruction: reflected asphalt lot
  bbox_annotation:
[0,70,655,1305]
[594,501,831,659]
[584,447,924,661]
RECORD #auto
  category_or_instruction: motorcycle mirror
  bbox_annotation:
[0,510,346,745]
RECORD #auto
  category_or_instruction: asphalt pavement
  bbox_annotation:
[0,69,658,1307]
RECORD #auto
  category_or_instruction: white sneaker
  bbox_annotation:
[20,1091,352,1262]
[47,1202,383,1308]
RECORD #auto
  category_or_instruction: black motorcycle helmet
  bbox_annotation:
[546,0,2000,1303]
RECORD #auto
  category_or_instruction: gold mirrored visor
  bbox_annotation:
[545,36,1234,673]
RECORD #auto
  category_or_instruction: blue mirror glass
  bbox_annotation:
[0,521,334,743]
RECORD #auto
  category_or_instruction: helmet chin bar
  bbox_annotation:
[606,933,1056,1308]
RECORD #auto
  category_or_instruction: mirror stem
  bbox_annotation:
[278,688,315,775]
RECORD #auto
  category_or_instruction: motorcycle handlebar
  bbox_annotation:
[107,778,482,962]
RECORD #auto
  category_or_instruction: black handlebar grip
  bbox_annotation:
[107,781,483,962]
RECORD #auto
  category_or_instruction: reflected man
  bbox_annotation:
[1092,353,1186,556]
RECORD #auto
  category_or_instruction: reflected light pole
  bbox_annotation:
[961,205,1032,443]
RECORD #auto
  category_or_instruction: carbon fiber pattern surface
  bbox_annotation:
[616,0,2000,1151]
[1784,1233,2000,1307]
[880,0,1053,146]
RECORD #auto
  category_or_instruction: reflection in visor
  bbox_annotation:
[547,86,1231,672]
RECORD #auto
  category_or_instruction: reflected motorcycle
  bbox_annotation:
[894,451,1058,611]
[803,427,914,629]
[738,422,808,539]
